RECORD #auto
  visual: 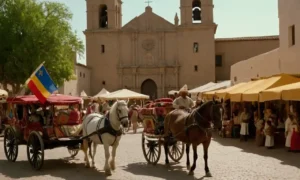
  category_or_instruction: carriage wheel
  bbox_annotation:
[168,141,185,162]
[68,149,79,158]
[142,133,161,165]
[27,131,44,171]
[3,128,18,162]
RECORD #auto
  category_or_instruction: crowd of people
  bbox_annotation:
[230,102,300,151]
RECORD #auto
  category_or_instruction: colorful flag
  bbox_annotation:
[26,64,58,104]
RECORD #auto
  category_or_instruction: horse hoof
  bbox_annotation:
[105,170,112,176]
[206,172,212,177]
[85,164,90,168]
[110,161,116,170]
[188,171,194,176]
[187,165,191,170]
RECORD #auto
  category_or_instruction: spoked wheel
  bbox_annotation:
[142,133,161,165]
[68,149,79,158]
[27,131,44,171]
[168,141,185,162]
[3,128,18,162]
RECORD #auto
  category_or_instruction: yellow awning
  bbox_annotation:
[242,74,300,102]
[261,81,300,101]
[229,80,264,102]
[214,82,247,100]
[202,90,219,99]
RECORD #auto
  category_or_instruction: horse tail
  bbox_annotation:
[88,141,92,159]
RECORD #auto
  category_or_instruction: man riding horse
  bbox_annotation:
[172,85,194,112]
[163,84,224,176]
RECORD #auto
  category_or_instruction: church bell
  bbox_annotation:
[192,9,201,21]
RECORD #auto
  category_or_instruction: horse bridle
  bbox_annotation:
[116,103,128,121]
[191,102,223,124]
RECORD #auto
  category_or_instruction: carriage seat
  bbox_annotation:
[140,108,156,133]
[54,111,80,125]
[53,111,82,138]
[54,124,82,138]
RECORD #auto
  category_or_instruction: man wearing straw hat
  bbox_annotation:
[172,84,194,111]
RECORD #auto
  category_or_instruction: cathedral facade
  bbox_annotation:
[82,0,279,99]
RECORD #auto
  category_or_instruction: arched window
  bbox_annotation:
[192,0,201,23]
[99,4,108,28]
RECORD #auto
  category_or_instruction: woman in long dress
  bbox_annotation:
[255,111,265,146]
[130,105,140,134]
[240,107,250,142]
[290,119,300,151]
[264,120,275,148]
[285,114,294,150]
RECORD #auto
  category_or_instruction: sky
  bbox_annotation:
[40,0,279,64]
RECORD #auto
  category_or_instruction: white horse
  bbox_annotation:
[81,100,129,176]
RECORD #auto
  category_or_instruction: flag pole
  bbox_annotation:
[29,61,45,79]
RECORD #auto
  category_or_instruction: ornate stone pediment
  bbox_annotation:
[122,7,175,31]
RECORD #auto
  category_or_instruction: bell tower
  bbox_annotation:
[180,0,214,26]
[86,0,122,30]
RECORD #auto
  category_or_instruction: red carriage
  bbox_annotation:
[3,94,83,170]
[140,98,185,165]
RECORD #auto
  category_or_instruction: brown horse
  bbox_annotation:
[163,99,224,176]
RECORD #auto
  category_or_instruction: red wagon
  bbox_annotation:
[140,98,185,165]
[3,94,83,170]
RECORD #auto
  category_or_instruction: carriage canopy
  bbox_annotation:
[6,94,82,105]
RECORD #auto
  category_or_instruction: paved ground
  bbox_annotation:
[0,129,300,180]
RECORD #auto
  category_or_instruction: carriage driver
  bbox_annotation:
[172,84,194,111]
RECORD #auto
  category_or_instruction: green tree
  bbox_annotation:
[0,0,84,94]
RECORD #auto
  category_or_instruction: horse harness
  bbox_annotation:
[184,110,211,138]
[188,102,222,137]
[183,102,220,138]
[84,113,126,146]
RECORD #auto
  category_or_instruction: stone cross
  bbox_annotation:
[145,0,152,6]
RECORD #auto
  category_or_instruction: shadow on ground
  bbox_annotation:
[0,158,108,180]
[212,133,300,168]
[122,162,208,180]
[125,131,143,135]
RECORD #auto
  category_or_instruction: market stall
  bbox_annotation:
[93,88,110,99]
[168,90,178,99]
[214,82,247,100]
[188,82,216,100]
[80,90,91,108]
[0,89,8,135]
[168,90,178,95]
[261,81,300,101]
[228,80,264,102]
[242,74,300,102]
[100,89,149,100]
[201,80,231,99]
[0,89,8,103]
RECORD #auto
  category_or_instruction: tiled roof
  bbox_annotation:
[215,35,279,42]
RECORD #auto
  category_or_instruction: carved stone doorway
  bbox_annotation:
[141,79,157,100]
